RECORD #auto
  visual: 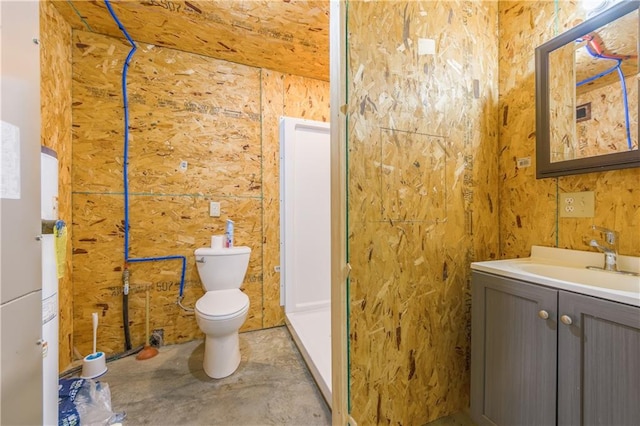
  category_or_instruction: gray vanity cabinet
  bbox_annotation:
[558,291,640,425]
[471,271,640,426]
[471,271,558,426]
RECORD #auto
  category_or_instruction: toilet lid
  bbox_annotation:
[196,289,249,319]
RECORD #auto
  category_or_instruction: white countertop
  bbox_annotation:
[471,246,640,307]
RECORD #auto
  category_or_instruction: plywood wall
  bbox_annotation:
[346,1,499,423]
[71,30,328,358]
[40,0,74,371]
[498,1,559,257]
[499,1,640,258]
[576,74,638,158]
[52,0,329,81]
[549,42,577,162]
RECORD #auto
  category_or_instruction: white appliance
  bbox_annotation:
[1,2,44,424]
[41,146,59,426]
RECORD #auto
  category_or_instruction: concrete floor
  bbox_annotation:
[101,326,331,425]
[96,325,473,426]
[425,411,475,426]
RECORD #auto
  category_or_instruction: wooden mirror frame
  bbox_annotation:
[535,1,640,179]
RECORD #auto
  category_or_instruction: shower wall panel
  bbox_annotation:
[347,1,499,423]
[71,30,329,357]
[40,0,74,371]
[498,1,640,258]
[262,71,330,328]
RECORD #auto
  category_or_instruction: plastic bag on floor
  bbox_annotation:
[59,378,126,426]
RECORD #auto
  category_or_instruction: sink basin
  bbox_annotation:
[517,263,640,293]
[471,246,640,307]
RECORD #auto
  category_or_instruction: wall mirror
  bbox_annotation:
[535,1,640,178]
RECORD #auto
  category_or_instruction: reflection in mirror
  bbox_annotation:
[548,8,638,163]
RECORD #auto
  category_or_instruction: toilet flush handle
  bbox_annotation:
[196,257,205,263]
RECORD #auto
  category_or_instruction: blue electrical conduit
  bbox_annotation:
[104,0,189,350]
[575,38,633,150]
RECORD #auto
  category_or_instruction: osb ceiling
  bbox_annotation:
[576,10,638,94]
[53,0,329,81]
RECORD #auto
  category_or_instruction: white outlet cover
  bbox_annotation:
[209,201,221,217]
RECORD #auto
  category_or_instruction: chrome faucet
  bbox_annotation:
[587,226,640,276]
[588,225,619,272]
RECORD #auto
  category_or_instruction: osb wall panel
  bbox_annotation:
[72,194,263,355]
[284,74,330,122]
[498,1,560,258]
[261,71,330,328]
[549,43,576,162]
[52,0,329,81]
[347,1,499,424]
[576,74,638,157]
[40,0,74,371]
[71,30,263,355]
[72,32,262,196]
[499,1,640,259]
[261,70,286,328]
[557,168,640,255]
[71,28,329,356]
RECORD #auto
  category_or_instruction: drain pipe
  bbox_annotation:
[122,268,132,350]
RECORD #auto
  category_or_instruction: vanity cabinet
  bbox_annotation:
[471,271,640,426]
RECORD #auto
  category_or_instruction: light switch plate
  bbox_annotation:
[559,191,595,218]
[209,201,221,217]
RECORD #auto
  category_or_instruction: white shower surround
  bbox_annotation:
[280,117,332,405]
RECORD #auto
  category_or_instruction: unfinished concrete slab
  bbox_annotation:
[101,326,331,425]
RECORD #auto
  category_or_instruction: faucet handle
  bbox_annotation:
[592,225,618,245]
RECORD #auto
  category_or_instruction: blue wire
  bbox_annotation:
[575,40,633,150]
[616,65,632,150]
[576,61,620,87]
[104,0,135,262]
[104,0,187,298]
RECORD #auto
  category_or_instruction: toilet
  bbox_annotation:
[194,246,251,379]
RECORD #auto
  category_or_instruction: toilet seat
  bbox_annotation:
[196,289,249,321]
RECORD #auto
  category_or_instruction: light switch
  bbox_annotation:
[209,201,221,217]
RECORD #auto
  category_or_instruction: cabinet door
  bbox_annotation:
[558,291,640,426]
[471,272,558,426]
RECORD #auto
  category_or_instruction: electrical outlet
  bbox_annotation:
[559,191,595,218]
[209,201,221,217]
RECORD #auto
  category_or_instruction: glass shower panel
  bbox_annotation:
[380,129,447,222]
[345,1,500,424]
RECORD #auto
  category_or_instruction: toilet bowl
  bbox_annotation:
[194,246,251,379]
[195,289,249,378]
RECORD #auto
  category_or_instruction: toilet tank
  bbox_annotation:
[194,246,251,291]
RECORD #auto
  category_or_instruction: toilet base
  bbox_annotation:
[203,332,241,379]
